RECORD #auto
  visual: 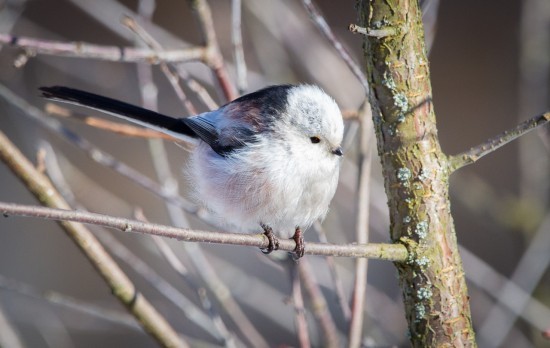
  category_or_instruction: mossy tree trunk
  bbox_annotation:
[358,0,477,346]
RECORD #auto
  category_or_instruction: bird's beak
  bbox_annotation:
[332,147,343,157]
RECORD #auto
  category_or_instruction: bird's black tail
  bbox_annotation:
[40,86,196,140]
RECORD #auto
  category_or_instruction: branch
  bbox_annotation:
[301,0,370,92]
[298,259,340,347]
[449,112,550,172]
[189,0,237,101]
[348,105,373,348]
[45,103,176,140]
[0,130,187,347]
[0,33,206,64]
[0,274,140,330]
[231,0,248,94]
[122,16,199,116]
[0,202,408,260]
[289,262,311,348]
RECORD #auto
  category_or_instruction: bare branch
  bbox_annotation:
[0,130,187,348]
[301,0,370,92]
[0,33,206,64]
[312,222,351,321]
[348,105,373,348]
[123,16,199,116]
[298,259,340,347]
[0,201,408,260]
[449,112,550,172]
[289,262,311,348]
[188,0,237,101]
[45,103,176,140]
[231,0,248,94]
[0,274,139,330]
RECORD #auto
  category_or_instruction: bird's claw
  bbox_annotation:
[292,227,305,260]
[260,224,279,254]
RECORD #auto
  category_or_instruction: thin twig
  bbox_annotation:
[231,0,248,94]
[348,106,374,348]
[0,33,206,64]
[150,237,238,347]
[0,274,218,346]
[0,130,187,348]
[448,112,550,172]
[478,214,550,346]
[301,0,370,92]
[298,259,340,347]
[0,274,140,330]
[460,246,550,333]
[188,0,237,101]
[123,16,198,115]
[45,103,176,140]
[312,222,351,321]
[289,262,311,348]
[0,202,408,260]
[174,66,219,110]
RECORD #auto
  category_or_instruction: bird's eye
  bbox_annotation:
[310,136,321,144]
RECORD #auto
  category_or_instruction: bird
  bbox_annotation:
[40,84,344,258]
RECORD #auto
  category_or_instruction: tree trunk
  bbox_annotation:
[358,0,477,346]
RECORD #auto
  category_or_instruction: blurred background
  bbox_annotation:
[0,0,548,347]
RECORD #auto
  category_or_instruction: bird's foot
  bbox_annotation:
[260,224,279,254]
[292,227,305,260]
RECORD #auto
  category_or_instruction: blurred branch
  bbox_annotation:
[301,0,370,92]
[348,105,373,348]
[231,0,248,94]
[0,202,408,260]
[449,112,550,172]
[518,0,550,206]
[298,259,340,347]
[290,263,311,348]
[0,130,187,348]
[0,274,140,330]
[45,103,176,140]
[188,0,237,101]
[460,245,550,333]
[478,214,550,346]
[123,16,199,115]
[312,222,351,321]
[0,33,206,64]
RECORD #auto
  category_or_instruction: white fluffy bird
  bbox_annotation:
[41,84,344,258]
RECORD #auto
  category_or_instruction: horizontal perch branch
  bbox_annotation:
[449,112,550,172]
[0,33,206,64]
[0,202,408,261]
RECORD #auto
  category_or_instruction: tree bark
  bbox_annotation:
[358,0,477,346]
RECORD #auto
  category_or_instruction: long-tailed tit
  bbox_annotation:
[40,85,344,258]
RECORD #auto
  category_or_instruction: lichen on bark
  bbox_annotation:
[358,0,477,346]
